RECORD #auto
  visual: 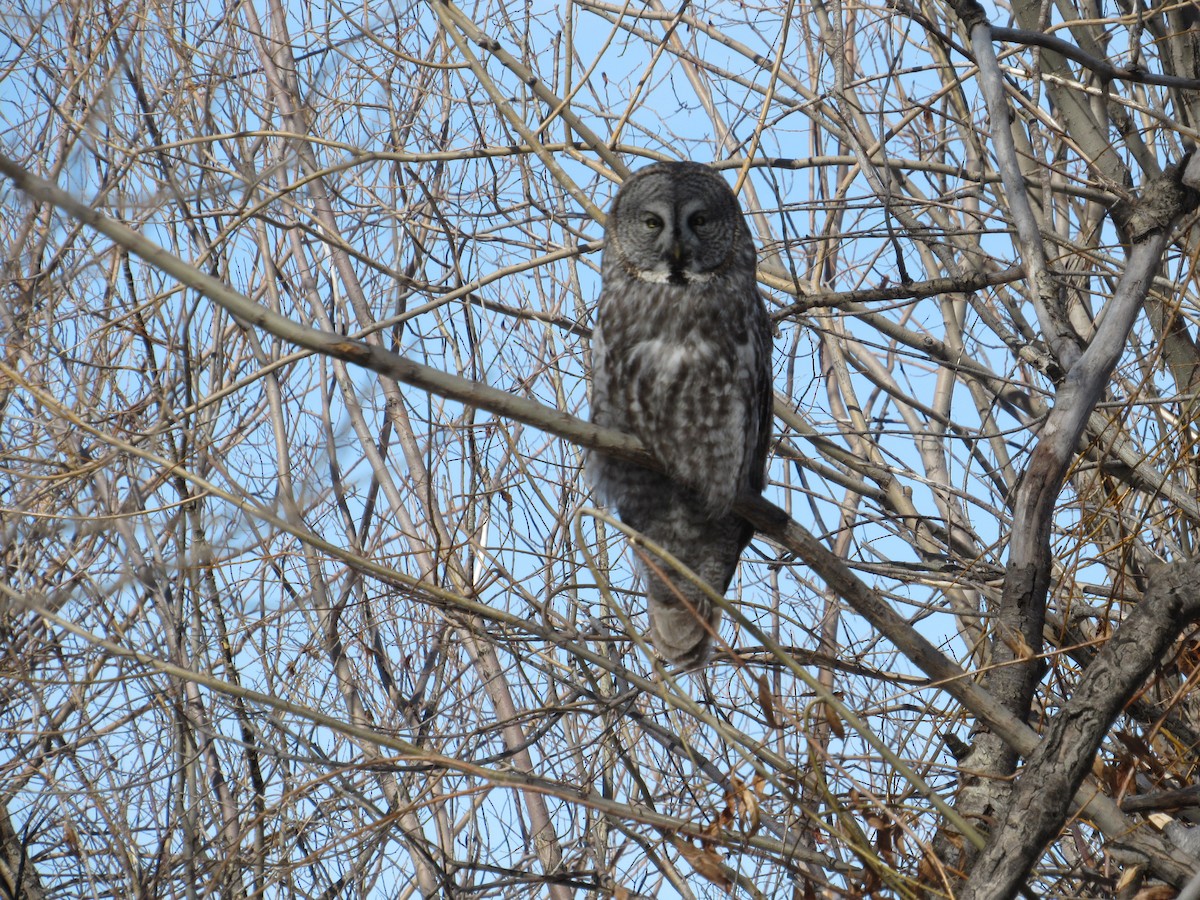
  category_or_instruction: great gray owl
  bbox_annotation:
[588,161,773,667]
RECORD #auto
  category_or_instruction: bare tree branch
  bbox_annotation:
[5,3,1200,894]
[963,557,1200,898]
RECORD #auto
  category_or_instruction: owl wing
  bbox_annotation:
[747,297,774,495]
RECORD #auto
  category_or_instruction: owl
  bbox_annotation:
[588,161,773,667]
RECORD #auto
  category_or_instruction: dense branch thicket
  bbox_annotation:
[2,1,1200,897]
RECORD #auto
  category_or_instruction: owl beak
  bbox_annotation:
[669,239,686,264]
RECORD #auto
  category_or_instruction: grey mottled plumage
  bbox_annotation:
[588,161,773,667]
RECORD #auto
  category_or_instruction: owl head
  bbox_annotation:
[605,161,751,286]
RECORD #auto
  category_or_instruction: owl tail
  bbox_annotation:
[645,574,721,668]
[636,514,752,667]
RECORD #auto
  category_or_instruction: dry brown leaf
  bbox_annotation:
[873,821,897,866]
[1115,864,1141,893]
[704,811,731,839]
[672,836,732,894]
[1131,886,1176,900]
[735,777,761,835]
[1115,731,1167,777]
[824,700,846,739]
[757,674,780,729]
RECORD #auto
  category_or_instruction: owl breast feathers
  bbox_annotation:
[588,161,773,667]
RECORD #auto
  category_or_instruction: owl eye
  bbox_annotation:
[643,214,664,230]
[689,212,708,228]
